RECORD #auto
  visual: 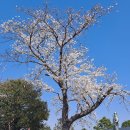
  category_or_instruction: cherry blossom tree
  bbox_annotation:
[0,4,129,130]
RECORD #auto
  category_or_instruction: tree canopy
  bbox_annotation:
[0,79,50,130]
[81,128,87,130]
[122,120,130,128]
[94,117,113,130]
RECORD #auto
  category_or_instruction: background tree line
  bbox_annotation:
[94,117,130,130]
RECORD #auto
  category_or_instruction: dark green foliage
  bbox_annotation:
[122,120,130,128]
[0,79,50,130]
[40,125,51,130]
[93,117,113,130]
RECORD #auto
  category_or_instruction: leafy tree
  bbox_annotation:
[122,120,130,128]
[40,125,51,130]
[81,128,87,130]
[94,117,113,130]
[0,3,129,130]
[0,79,50,130]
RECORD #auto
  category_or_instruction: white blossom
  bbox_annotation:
[0,5,129,129]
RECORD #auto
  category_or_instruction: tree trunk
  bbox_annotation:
[62,89,71,130]
[62,123,70,130]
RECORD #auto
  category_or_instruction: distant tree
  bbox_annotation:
[0,79,50,130]
[81,128,87,130]
[94,117,113,130]
[40,125,51,130]
[122,120,130,128]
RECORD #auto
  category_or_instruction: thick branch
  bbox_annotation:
[69,87,113,125]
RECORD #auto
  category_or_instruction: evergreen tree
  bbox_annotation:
[122,120,130,128]
[94,117,113,130]
[0,79,50,130]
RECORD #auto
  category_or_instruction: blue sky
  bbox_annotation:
[0,0,130,129]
